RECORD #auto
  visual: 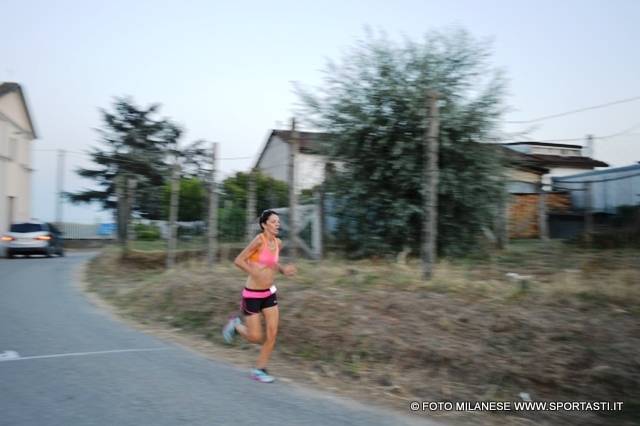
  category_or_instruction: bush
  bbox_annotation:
[134,223,161,241]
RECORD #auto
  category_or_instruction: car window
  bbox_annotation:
[10,223,45,233]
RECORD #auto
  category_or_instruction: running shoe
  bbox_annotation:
[251,368,275,383]
[222,316,241,344]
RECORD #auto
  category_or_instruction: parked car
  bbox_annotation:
[2,222,65,258]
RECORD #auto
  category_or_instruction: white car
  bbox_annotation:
[2,222,65,258]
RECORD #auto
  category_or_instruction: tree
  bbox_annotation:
[220,171,289,215]
[162,177,207,222]
[297,29,507,257]
[67,97,181,220]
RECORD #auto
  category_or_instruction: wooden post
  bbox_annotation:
[313,188,323,260]
[584,181,593,244]
[422,91,440,280]
[126,178,137,252]
[538,182,549,240]
[288,118,299,259]
[55,149,65,227]
[116,173,126,250]
[495,189,509,249]
[207,142,219,266]
[167,161,180,269]
[246,168,256,242]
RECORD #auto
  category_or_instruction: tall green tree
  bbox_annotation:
[162,177,207,222]
[220,171,289,215]
[67,97,181,220]
[298,29,507,257]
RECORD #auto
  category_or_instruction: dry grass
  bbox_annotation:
[85,241,640,426]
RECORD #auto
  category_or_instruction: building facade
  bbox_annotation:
[0,82,37,233]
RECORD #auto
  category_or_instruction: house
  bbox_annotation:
[252,130,611,239]
[501,141,608,189]
[254,129,330,193]
[0,82,37,234]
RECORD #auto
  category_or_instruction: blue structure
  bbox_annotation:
[552,163,640,214]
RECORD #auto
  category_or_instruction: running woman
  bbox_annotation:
[222,210,296,383]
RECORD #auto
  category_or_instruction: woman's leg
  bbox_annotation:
[237,313,263,344]
[256,305,279,369]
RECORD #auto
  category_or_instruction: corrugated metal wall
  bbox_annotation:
[552,165,640,214]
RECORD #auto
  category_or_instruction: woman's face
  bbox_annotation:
[263,214,280,236]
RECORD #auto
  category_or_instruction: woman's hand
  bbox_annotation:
[280,264,297,277]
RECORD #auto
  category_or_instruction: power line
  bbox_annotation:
[36,149,254,163]
[505,121,640,144]
[505,95,640,124]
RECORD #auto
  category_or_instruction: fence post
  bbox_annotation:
[422,91,440,280]
[584,181,593,244]
[538,182,549,240]
[288,118,299,260]
[207,142,219,267]
[313,188,323,260]
[246,168,256,242]
[167,161,180,269]
[125,178,137,252]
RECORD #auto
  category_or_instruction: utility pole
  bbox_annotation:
[246,168,256,242]
[125,178,137,252]
[207,142,219,267]
[288,118,299,260]
[538,182,549,240]
[55,149,65,227]
[116,173,127,250]
[422,91,440,280]
[167,158,181,269]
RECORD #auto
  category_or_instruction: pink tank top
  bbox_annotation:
[250,234,279,268]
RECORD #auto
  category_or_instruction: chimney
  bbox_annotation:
[583,134,594,158]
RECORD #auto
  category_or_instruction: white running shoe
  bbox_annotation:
[222,316,241,344]
[251,368,275,383]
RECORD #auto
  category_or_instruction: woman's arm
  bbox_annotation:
[234,235,262,275]
[276,238,297,276]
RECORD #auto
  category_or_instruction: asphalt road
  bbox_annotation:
[0,252,435,426]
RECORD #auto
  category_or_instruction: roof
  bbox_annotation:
[0,82,38,138]
[551,163,640,180]
[527,154,608,168]
[254,129,329,169]
[503,141,583,149]
[493,144,549,174]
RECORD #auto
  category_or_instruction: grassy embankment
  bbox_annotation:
[85,240,639,425]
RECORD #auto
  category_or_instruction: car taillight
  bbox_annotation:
[1,236,14,241]
[35,235,52,241]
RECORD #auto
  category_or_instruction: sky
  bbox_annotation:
[1,0,639,223]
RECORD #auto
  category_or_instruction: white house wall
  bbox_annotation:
[296,152,326,192]
[0,120,7,233]
[0,90,32,135]
[0,96,33,233]
[258,135,289,183]
[258,135,327,194]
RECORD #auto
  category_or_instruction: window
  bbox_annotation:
[10,223,45,233]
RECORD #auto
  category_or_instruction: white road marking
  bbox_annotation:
[0,350,21,360]
[0,348,170,362]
